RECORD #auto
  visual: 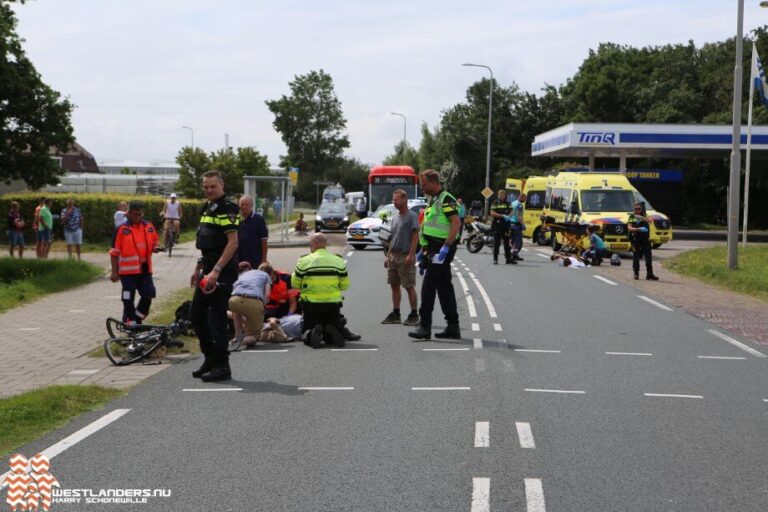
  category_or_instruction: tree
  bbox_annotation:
[325,156,369,194]
[265,69,350,199]
[235,146,272,197]
[175,147,211,198]
[1,0,75,188]
[382,141,420,170]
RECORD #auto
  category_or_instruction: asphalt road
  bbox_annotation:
[13,238,768,511]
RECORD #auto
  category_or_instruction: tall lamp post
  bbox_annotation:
[390,112,407,162]
[728,0,745,269]
[182,126,194,150]
[463,63,494,217]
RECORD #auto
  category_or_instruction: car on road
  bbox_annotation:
[346,200,425,250]
[379,200,427,251]
[314,203,350,232]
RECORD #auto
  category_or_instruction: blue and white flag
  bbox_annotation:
[751,42,768,108]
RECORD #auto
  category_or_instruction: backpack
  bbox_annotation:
[174,300,194,335]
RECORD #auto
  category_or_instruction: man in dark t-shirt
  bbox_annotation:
[237,195,269,268]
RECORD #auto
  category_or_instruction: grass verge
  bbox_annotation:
[0,385,124,457]
[88,286,199,358]
[663,245,768,301]
[0,258,104,313]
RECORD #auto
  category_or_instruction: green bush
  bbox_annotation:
[0,193,200,244]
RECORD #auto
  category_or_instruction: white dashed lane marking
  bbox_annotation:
[330,348,379,352]
[493,323,502,332]
[183,388,243,392]
[467,274,498,318]
[637,295,673,311]
[472,323,480,332]
[471,477,490,512]
[68,369,100,375]
[593,275,618,286]
[605,351,653,356]
[474,421,489,448]
[707,329,766,358]
[697,356,746,360]
[68,309,86,313]
[516,422,536,449]
[525,478,546,512]
[473,338,483,349]
[423,348,470,352]
[18,328,39,331]
[525,388,585,395]
[644,393,703,399]
[514,349,561,354]
[242,350,289,353]
[298,387,355,391]
[412,387,471,391]
[455,271,478,318]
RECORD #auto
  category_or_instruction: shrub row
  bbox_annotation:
[0,193,201,244]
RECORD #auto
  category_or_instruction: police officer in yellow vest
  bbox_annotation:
[190,170,240,382]
[408,169,462,340]
[292,232,350,348]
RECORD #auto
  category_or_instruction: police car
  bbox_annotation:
[346,200,426,250]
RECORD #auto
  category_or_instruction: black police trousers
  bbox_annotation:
[632,239,654,275]
[191,282,232,368]
[492,225,511,261]
[302,302,342,332]
[419,247,459,327]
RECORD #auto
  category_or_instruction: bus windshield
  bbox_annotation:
[580,190,636,213]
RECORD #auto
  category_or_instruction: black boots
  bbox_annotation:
[646,273,659,281]
[192,359,214,378]
[408,324,431,340]
[435,323,461,340]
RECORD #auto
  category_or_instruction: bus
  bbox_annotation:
[367,165,419,214]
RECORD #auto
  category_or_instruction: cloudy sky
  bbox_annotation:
[12,0,768,167]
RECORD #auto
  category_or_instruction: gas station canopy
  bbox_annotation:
[532,122,768,160]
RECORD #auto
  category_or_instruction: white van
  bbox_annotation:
[345,191,365,214]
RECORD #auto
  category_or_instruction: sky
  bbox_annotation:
[12,0,768,167]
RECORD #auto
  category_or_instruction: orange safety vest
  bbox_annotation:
[109,221,159,275]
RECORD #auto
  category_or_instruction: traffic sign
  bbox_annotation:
[288,167,299,186]
[481,187,494,199]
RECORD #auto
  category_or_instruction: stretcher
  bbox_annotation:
[541,216,589,253]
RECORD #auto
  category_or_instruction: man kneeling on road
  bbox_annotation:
[292,232,350,348]
[381,189,420,326]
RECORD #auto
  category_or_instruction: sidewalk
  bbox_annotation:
[593,243,768,347]
[0,233,312,398]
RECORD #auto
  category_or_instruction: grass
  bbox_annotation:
[663,245,768,301]
[0,385,124,457]
[88,286,199,358]
[0,258,104,313]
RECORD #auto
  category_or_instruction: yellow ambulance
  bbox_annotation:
[521,176,550,245]
[504,178,523,201]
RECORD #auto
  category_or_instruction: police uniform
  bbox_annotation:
[409,189,460,340]
[191,195,240,372]
[629,212,657,280]
[292,247,349,347]
[490,199,512,264]
[109,220,159,323]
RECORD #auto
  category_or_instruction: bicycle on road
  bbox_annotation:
[162,218,178,257]
[104,317,189,366]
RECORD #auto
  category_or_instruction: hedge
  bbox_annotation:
[0,193,201,244]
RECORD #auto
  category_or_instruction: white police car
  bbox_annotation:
[346,200,426,250]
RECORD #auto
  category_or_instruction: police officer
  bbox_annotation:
[408,169,461,340]
[628,201,659,281]
[490,189,514,265]
[190,170,240,382]
[292,232,349,348]
[109,201,159,323]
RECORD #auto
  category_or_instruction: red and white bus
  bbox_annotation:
[368,165,419,213]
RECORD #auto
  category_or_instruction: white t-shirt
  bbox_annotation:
[558,257,586,269]
[165,201,181,219]
[114,211,126,228]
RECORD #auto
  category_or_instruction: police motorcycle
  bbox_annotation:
[464,216,495,253]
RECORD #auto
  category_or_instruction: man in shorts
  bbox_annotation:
[381,189,420,326]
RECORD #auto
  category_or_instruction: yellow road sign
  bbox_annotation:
[481,187,494,199]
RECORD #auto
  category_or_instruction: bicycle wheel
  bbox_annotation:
[165,230,174,257]
[106,317,129,339]
[104,331,165,366]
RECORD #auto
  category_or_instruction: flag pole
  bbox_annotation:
[743,42,757,248]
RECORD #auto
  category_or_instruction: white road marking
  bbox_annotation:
[467,274,498,318]
[456,271,477,318]
[411,387,471,391]
[472,323,480,332]
[521,248,530,252]
[298,387,355,391]
[525,478,546,512]
[697,355,746,360]
[763,399,768,402]
[68,309,86,313]
[593,275,618,286]
[536,253,550,259]
[605,352,653,356]
[514,349,561,354]
[474,421,489,448]
[242,349,289,353]
[475,359,486,372]
[471,477,490,512]
[331,348,379,352]
[637,295,673,311]
[423,348,470,352]
[516,422,536,449]
[473,338,483,349]
[17,328,39,331]
[493,323,502,331]
[0,408,132,481]
[343,259,348,264]
[525,388,585,395]
[183,388,243,392]
[68,369,100,375]
[644,393,703,399]
[346,251,353,257]
[103,295,121,299]
[707,329,767,358]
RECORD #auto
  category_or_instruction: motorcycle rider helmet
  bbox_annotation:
[610,254,621,266]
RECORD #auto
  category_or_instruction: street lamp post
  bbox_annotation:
[463,63,494,218]
[390,112,406,162]
[182,126,194,150]
[727,0,745,269]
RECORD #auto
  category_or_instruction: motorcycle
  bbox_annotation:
[464,218,495,253]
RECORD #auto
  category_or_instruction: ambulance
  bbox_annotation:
[520,176,549,245]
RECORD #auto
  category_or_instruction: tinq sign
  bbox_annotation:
[577,132,617,145]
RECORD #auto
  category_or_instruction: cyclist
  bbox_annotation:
[160,193,183,244]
